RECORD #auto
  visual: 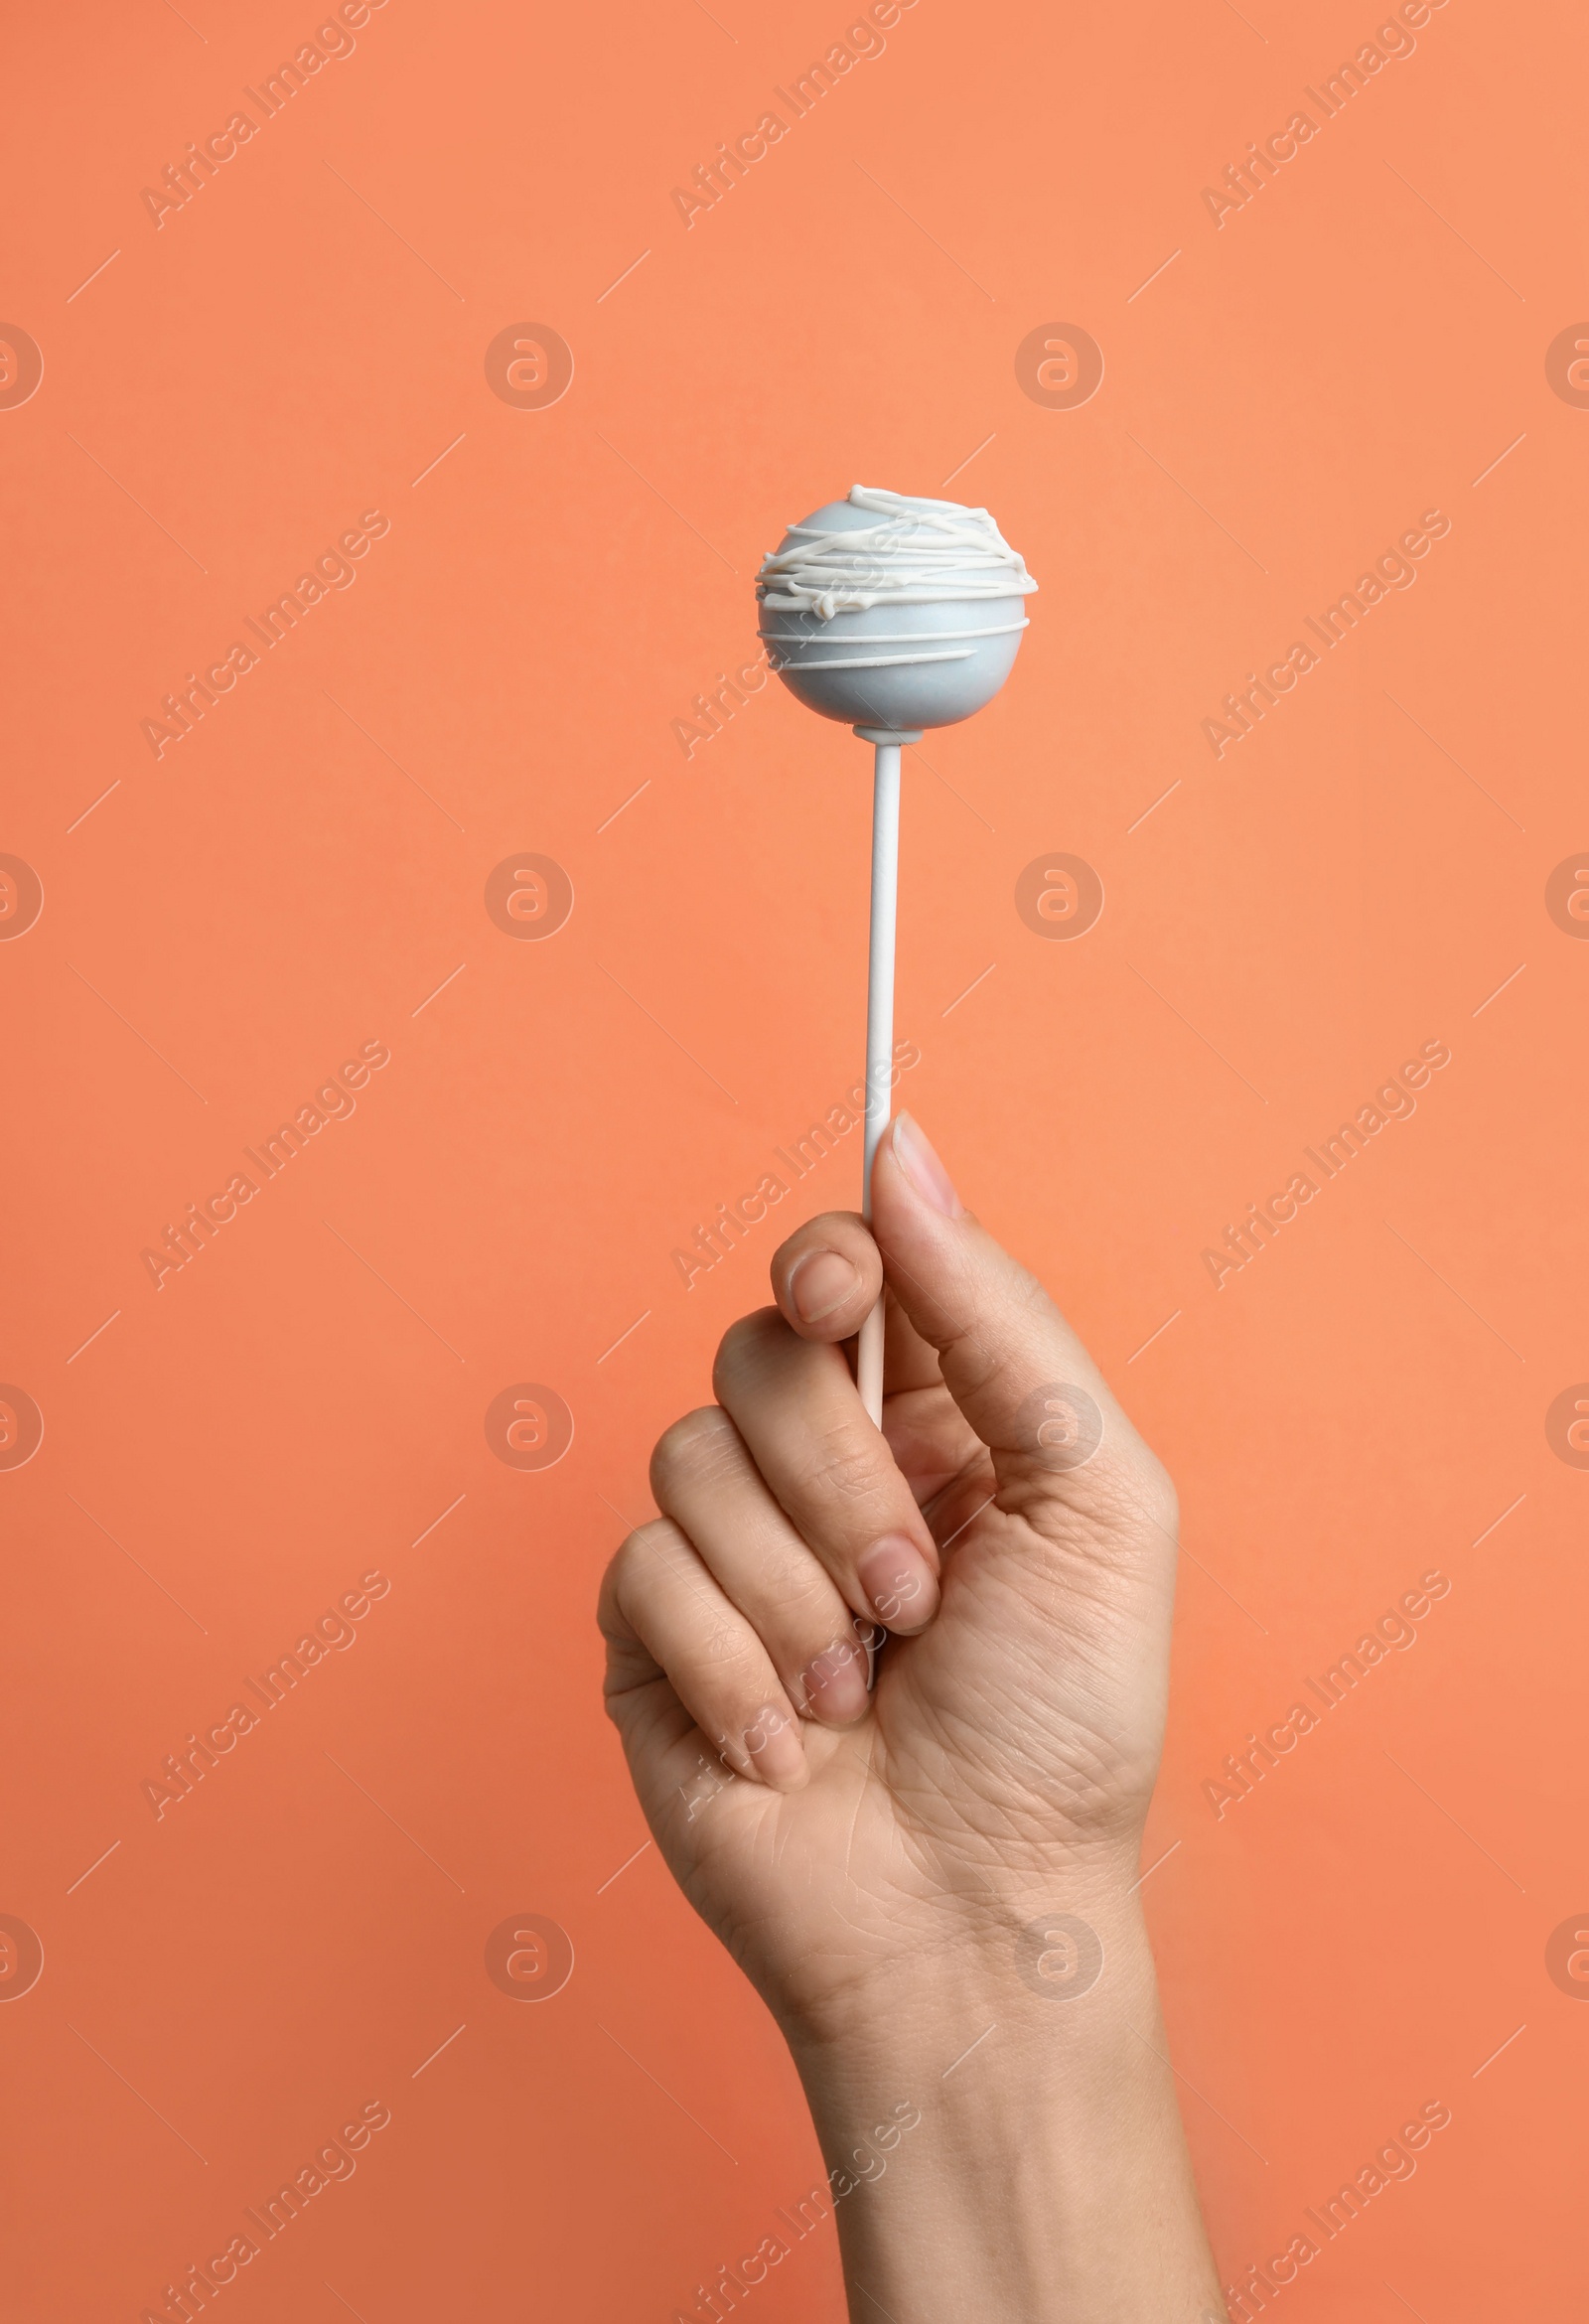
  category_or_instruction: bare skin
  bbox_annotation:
[600,1113,1224,2321]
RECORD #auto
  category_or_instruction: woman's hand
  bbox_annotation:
[601,1110,1178,2028]
[599,1114,1223,2320]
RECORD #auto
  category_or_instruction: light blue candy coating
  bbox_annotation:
[756,495,1031,732]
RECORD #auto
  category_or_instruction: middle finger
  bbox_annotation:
[711,1308,941,1634]
[650,1405,876,1724]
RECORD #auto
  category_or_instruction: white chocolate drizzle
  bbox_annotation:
[756,485,1037,621]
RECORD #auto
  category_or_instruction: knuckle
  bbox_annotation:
[711,1306,786,1392]
[797,1424,890,1515]
[777,1559,844,1626]
[824,1444,881,1507]
[700,1620,759,1673]
[610,1519,678,1602]
[650,1405,737,1498]
[759,1559,845,1646]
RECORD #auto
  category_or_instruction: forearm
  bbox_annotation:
[784,1890,1223,2323]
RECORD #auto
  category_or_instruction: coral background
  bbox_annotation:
[2,0,1584,2315]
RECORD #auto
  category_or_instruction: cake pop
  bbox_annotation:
[755,487,1037,1421]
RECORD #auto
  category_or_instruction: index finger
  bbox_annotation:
[769,1211,944,1397]
[768,1211,881,1343]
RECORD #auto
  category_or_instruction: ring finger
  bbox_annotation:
[650,1407,878,1725]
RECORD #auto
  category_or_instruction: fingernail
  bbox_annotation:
[891,1113,962,1218]
[743,1705,806,1790]
[787,1247,861,1325]
[798,1634,871,1724]
[857,1535,939,1633]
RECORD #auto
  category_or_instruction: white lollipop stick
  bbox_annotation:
[855,724,918,1426]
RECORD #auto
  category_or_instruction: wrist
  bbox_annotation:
[785,1871,1153,2119]
[773,1843,1146,2060]
[775,1882,1223,2324]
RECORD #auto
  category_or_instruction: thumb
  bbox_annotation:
[872,1113,1166,1527]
